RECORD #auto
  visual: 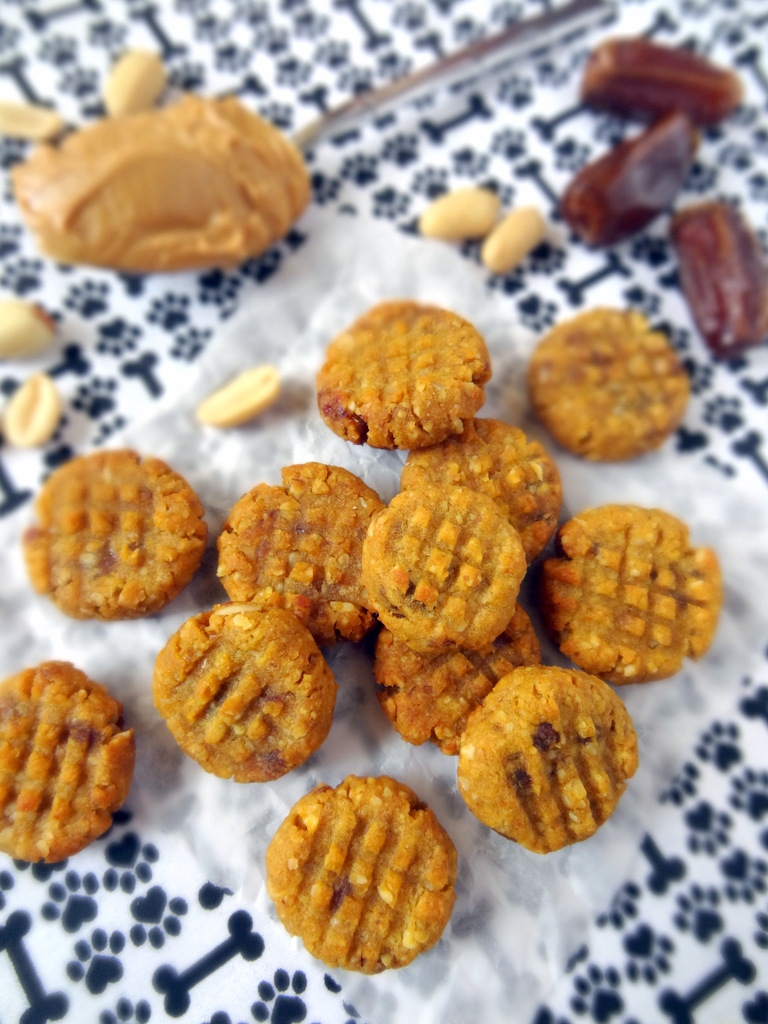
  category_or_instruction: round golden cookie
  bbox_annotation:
[540,504,722,683]
[153,604,337,782]
[375,604,541,755]
[216,462,385,645]
[362,485,527,653]
[457,665,638,853]
[527,308,690,460]
[316,300,491,450]
[23,449,207,621]
[0,661,135,863]
[401,417,562,562]
[266,774,457,973]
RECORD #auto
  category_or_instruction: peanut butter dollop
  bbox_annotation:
[11,94,311,273]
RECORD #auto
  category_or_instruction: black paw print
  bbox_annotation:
[731,769,768,822]
[148,293,190,331]
[684,159,719,195]
[314,38,349,70]
[292,9,328,39]
[169,60,206,91]
[744,990,768,1024]
[554,138,590,173]
[59,66,100,99]
[39,34,78,66]
[488,266,526,295]
[741,686,768,726]
[103,831,158,895]
[490,127,526,162]
[622,284,660,319]
[528,240,566,276]
[259,102,293,131]
[68,928,125,994]
[198,268,242,313]
[199,881,233,909]
[340,154,378,186]
[685,800,733,855]
[88,19,127,51]
[254,24,289,56]
[497,73,533,109]
[570,964,623,1020]
[170,327,212,362]
[372,186,410,220]
[93,415,128,445]
[660,761,700,806]
[378,51,411,81]
[381,133,419,167]
[748,171,768,202]
[240,249,282,285]
[276,56,311,87]
[517,294,557,332]
[452,146,488,177]
[682,356,714,396]
[0,223,22,258]
[674,884,724,942]
[703,395,744,433]
[631,233,670,269]
[13,859,68,883]
[0,867,13,910]
[310,171,341,205]
[252,969,307,1023]
[65,280,110,318]
[42,869,99,933]
[411,166,448,199]
[100,996,151,1024]
[97,318,142,357]
[755,908,768,950]
[695,721,741,772]
[130,885,188,949]
[0,256,44,295]
[596,882,641,929]
[216,42,253,73]
[721,848,768,903]
[624,923,674,984]
[72,377,117,419]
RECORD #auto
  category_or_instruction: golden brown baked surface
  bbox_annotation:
[316,300,491,450]
[401,417,562,562]
[0,661,135,863]
[457,665,638,853]
[11,94,310,272]
[375,604,541,754]
[153,604,337,782]
[23,449,207,621]
[362,484,527,653]
[540,504,722,683]
[266,774,457,972]
[527,308,690,461]
[216,462,385,645]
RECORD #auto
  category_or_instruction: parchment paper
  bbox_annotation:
[3,209,766,1023]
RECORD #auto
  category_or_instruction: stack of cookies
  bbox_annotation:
[0,298,724,978]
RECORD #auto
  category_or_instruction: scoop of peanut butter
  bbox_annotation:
[11,94,311,273]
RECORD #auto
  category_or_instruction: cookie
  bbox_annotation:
[401,417,562,563]
[362,485,527,653]
[527,308,690,461]
[375,604,542,755]
[23,448,207,621]
[0,661,135,863]
[216,462,385,645]
[457,665,638,853]
[265,774,457,972]
[153,604,337,782]
[540,504,722,683]
[316,300,491,450]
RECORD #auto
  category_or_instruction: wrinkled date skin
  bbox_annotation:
[561,112,698,246]
[581,37,743,125]
[671,201,768,356]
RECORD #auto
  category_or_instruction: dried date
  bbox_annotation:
[581,37,743,126]
[561,112,698,247]
[671,201,768,355]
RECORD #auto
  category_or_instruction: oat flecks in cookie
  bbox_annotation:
[540,504,723,683]
[375,604,541,755]
[0,661,135,863]
[457,665,638,854]
[22,448,207,621]
[265,774,457,972]
[401,417,562,563]
[153,604,337,782]
[527,307,691,461]
[216,462,385,645]
[316,300,491,450]
[362,484,527,653]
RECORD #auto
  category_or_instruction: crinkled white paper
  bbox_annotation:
[3,210,767,1024]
